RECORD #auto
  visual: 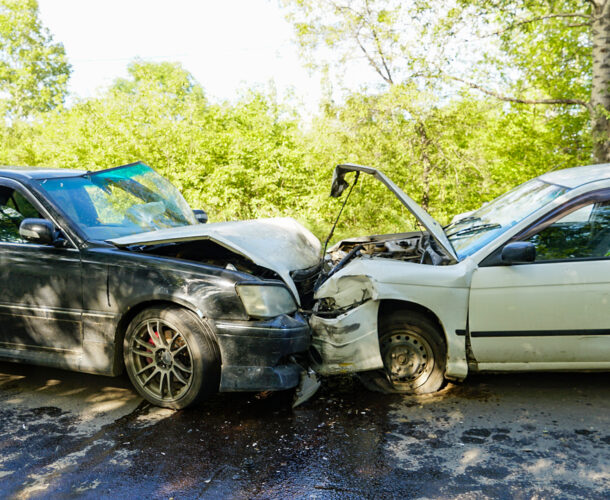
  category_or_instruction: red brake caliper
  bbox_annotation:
[146,327,159,364]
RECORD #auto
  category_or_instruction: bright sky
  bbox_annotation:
[37,0,377,113]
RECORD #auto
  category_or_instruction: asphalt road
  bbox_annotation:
[0,362,608,499]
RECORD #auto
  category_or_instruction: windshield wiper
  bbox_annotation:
[446,223,501,238]
[443,215,481,230]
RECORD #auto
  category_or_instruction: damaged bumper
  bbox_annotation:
[309,300,384,375]
[213,313,310,392]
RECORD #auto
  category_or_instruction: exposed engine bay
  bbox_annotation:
[109,216,323,309]
[326,164,458,264]
[128,239,321,308]
[315,231,450,293]
[326,231,425,267]
[132,239,281,279]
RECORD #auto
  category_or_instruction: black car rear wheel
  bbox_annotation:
[378,310,446,394]
[124,306,220,409]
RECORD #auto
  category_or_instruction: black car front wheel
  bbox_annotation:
[124,306,220,409]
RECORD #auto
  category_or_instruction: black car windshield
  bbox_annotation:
[446,178,569,259]
[38,162,197,240]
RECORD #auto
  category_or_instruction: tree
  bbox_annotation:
[111,59,204,101]
[301,84,584,238]
[0,0,70,118]
[452,1,609,163]
[281,0,610,163]
[0,60,313,223]
[590,1,610,162]
[281,0,447,87]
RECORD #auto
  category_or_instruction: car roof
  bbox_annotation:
[0,165,86,181]
[539,163,610,189]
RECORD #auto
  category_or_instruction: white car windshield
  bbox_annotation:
[38,162,197,240]
[446,179,569,259]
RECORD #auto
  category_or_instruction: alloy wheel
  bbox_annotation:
[128,318,194,402]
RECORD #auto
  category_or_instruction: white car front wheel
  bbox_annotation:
[378,310,446,394]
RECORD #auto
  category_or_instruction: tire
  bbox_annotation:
[378,309,446,394]
[123,306,220,409]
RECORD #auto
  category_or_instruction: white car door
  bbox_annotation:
[468,195,610,370]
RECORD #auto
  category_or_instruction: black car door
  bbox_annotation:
[0,179,83,353]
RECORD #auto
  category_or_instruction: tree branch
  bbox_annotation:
[565,22,593,28]
[448,76,591,110]
[364,0,394,85]
[587,0,604,12]
[354,28,393,84]
[330,0,394,85]
[483,12,592,37]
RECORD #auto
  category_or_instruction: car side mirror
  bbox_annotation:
[501,242,536,264]
[19,218,56,245]
[193,209,208,224]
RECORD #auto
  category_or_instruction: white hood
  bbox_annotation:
[109,217,322,302]
[331,164,458,261]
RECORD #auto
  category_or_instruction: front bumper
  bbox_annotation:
[310,300,384,375]
[213,313,310,392]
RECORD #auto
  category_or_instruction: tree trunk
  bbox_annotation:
[591,1,610,163]
[416,122,432,211]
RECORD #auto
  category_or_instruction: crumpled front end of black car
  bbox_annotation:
[212,313,310,391]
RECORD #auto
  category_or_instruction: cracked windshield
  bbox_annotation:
[38,162,197,240]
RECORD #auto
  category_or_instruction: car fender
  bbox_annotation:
[313,258,475,380]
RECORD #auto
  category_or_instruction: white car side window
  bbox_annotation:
[527,200,610,261]
[559,204,593,223]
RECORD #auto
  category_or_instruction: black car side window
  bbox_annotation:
[527,200,610,261]
[0,187,43,243]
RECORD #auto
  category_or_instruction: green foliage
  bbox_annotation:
[460,0,592,101]
[0,0,70,117]
[0,58,590,244]
[280,0,449,86]
[301,85,588,241]
[282,0,598,162]
[0,61,314,227]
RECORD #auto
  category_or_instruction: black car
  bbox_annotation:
[0,162,322,408]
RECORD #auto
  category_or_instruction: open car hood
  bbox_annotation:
[331,164,458,261]
[109,217,322,302]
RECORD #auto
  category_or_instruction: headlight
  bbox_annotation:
[235,283,297,318]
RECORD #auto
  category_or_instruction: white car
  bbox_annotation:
[309,163,610,393]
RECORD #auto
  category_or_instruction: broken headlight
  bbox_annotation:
[236,283,297,319]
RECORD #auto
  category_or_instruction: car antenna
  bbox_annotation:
[323,171,360,254]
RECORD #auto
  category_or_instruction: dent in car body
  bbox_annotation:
[309,164,473,381]
[312,247,474,381]
[310,299,383,375]
[213,313,310,391]
[109,217,322,304]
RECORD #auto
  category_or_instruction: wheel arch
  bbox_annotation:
[377,299,448,347]
[375,298,448,393]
